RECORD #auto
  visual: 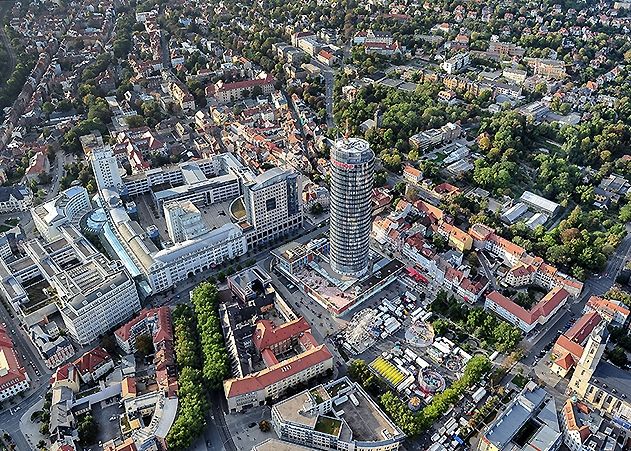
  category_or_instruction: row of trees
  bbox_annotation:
[430,291,522,353]
[166,304,208,450]
[379,355,492,435]
[190,283,230,388]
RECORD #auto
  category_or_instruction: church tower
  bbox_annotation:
[568,322,608,398]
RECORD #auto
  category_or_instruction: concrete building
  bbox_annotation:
[568,324,631,419]
[484,287,569,333]
[328,138,375,277]
[0,186,32,213]
[520,191,560,216]
[90,142,123,191]
[241,167,303,248]
[55,256,141,345]
[0,224,141,345]
[164,200,208,243]
[206,74,275,104]
[442,52,470,74]
[224,316,333,413]
[560,399,627,451]
[32,186,92,240]
[271,377,405,451]
[0,325,30,401]
[408,122,462,152]
[478,382,562,451]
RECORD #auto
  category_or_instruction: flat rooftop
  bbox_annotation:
[274,379,402,443]
[254,439,314,451]
[337,384,400,442]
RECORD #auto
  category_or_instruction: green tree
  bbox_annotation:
[134,334,154,357]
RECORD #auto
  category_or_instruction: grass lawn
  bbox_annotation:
[315,416,342,436]
[512,373,528,389]
[5,217,20,226]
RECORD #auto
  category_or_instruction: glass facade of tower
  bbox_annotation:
[329,138,375,277]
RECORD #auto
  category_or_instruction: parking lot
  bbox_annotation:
[90,400,124,450]
[224,405,275,450]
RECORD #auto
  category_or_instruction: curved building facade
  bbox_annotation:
[329,138,375,277]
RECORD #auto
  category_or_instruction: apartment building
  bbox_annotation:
[206,74,275,104]
[224,317,333,413]
[0,186,32,213]
[485,287,569,333]
[0,325,30,401]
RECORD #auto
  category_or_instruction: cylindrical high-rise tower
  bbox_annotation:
[329,137,375,277]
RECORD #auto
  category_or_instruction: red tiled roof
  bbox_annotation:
[490,233,526,257]
[434,182,460,195]
[554,352,575,370]
[261,348,278,367]
[587,296,630,318]
[252,317,311,351]
[0,325,27,389]
[415,200,444,222]
[224,345,332,398]
[215,74,275,93]
[114,307,173,344]
[565,311,601,343]
[486,287,569,325]
[73,347,111,375]
[404,165,421,177]
[532,287,569,318]
[554,335,584,359]
[562,400,592,443]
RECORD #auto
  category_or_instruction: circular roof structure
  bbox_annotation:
[81,208,107,234]
[404,320,435,348]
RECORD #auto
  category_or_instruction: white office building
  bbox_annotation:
[147,223,247,292]
[0,224,141,345]
[164,200,208,243]
[272,377,405,451]
[91,145,124,191]
[32,186,92,240]
[55,257,141,345]
[241,168,303,247]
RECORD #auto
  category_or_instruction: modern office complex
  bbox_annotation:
[164,200,208,243]
[0,224,141,345]
[82,131,304,295]
[328,138,374,277]
[241,167,302,248]
[32,186,92,240]
[271,377,405,451]
[478,381,562,451]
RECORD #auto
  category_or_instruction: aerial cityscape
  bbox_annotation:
[1,0,631,450]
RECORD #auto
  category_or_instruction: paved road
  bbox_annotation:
[45,150,67,201]
[520,227,631,367]
[0,380,49,451]
[310,59,335,129]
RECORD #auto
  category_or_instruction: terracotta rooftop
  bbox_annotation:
[224,345,332,398]
[73,347,111,376]
[486,287,569,325]
[252,317,311,351]
[0,325,27,389]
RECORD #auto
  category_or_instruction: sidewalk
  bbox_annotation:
[19,398,47,450]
